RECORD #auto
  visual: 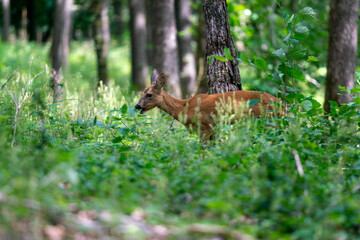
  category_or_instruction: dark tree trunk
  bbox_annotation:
[175,0,196,98]
[150,0,181,98]
[51,0,73,101]
[2,0,10,41]
[92,0,110,86]
[130,0,148,90]
[27,0,36,41]
[324,0,359,112]
[203,0,241,94]
[195,1,208,94]
[112,0,124,37]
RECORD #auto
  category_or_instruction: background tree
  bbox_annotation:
[175,0,196,98]
[203,0,242,94]
[51,0,73,101]
[324,0,359,112]
[92,0,110,86]
[2,0,10,41]
[130,0,148,90]
[194,1,208,94]
[149,0,181,98]
[112,0,125,38]
[27,0,37,41]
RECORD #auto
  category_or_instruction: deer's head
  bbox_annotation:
[135,69,167,114]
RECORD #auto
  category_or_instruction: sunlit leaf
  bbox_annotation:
[298,7,316,20]
[224,48,234,60]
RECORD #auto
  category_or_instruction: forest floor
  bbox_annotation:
[0,41,359,240]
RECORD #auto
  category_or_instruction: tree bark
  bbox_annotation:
[150,0,181,98]
[27,0,37,41]
[195,1,208,94]
[112,0,124,37]
[175,0,196,98]
[92,0,110,86]
[130,0,148,90]
[203,0,242,94]
[324,0,359,112]
[145,0,154,67]
[51,0,73,101]
[2,0,10,42]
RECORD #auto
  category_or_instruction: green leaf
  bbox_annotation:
[254,58,268,72]
[298,7,316,20]
[77,118,85,125]
[311,99,321,108]
[294,25,310,40]
[214,56,228,62]
[289,45,307,59]
[248,99,260,107]
[239,52,250,64]
[289,68,305,81]
[301,99,313,112]
[120,104,128,115]
[208,55,215,65]
[272,48,286,62]
[308,56,318,62]
[112,136,123,143]
[118,127,130,135]
[224,48,234,60]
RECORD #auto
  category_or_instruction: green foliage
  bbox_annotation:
[0,40,360,239]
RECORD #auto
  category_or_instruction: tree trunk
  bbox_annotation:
[51,0,73,102]
[175,0,196,98]
[195,1,208,94]
[130,0,148,90]
[145,0,154,67]
[112,0,124,37]
[203,0,242,94]
[324,0,359,112]
[150,0,181,98]
[92,0,110,86]
[2,0,10,42]
[27,0,37,41]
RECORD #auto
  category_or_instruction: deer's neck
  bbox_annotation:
[158,90,187,121]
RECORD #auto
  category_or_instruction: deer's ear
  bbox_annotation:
[150,69,159,84]
[154,73,167,90]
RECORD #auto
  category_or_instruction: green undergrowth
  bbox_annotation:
[0,42,360,239]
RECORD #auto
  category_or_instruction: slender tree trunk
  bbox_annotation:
[130,0,148,90]
[2,0,10,41]
[145,0,154,67]
[92,0,110,86]
[27,0,37,41]
[113,0,124,37]
[203,0,241,94]
[150,0,181,98]
[20,8,27,41]
[51,0,73,101]
[175,0,196,98]
[324,0,359,112]
[195,1,208,94]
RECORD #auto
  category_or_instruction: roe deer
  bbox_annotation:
[135,69,284,141]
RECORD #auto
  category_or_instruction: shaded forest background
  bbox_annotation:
[2,0,358,102]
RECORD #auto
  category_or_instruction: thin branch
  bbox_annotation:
[292,149,304,177]
[0,70,16,91]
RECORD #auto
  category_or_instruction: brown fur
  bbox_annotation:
[136,69,284,141]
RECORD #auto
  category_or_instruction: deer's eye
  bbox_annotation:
[146,93,153,98]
